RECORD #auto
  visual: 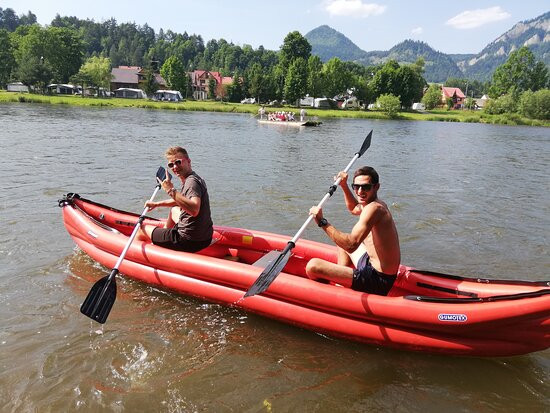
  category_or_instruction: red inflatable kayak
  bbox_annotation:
[59,194,550,356]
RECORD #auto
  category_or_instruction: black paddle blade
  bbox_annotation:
[80,275,117,324]
[244,249,292,297]
[357,130,373,157]
[156,166,171,182]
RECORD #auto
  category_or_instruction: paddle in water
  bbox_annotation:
[244,130,373,298]
[80,166,170,323]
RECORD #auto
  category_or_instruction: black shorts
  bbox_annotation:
[151,227,211,253]
[351,252,396,296]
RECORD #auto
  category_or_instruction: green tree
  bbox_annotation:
[13,25,84,89]
[143,67,158,97]
[160,55,187,93]
[395,64,425,108]
[76,56,112,93]
[0,7,19,31]
[46,26,84,82]
[376,93,401,118]
[484,93,518,114]
[306,55,324,98]
[370,59,400,98]
[421,84,442,109]
[322,57,352,97]
[14,25,52,91]
[489,47,549,97]
[0,29,16,87]
[246,62,265,103]
[351,75,371,106]
[226,70,244,102]
[518,89,550,120]
[279,31,311,73]
[464,97,476,110]
[208,78,216,99]
[283,57,308,104]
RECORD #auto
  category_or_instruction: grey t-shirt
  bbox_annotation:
[177,172,213,242]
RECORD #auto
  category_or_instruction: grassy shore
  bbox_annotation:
[1,91,548,127]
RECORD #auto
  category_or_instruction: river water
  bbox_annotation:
[0,103,548,412]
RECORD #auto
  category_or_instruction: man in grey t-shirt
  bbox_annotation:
[137,146,213,252]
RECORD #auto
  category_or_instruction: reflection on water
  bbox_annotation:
[0,104,548,411]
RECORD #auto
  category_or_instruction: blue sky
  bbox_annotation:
[5,1,548,54]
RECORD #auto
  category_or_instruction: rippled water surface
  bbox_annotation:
[0,103,548,411]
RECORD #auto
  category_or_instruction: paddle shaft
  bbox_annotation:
[289,151,361,244]
[91,184,161,310]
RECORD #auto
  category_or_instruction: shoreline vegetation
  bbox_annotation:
[1,91,548,127]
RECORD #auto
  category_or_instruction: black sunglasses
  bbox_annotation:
[352,183,374,191]
[167,159,184,169]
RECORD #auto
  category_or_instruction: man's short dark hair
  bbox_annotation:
[353,166,379,184]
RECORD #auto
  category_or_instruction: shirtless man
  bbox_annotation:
[306,166,400,296]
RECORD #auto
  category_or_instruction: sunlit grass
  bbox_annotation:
[1,91,547,127]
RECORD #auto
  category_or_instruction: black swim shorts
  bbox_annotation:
[151,227,211,253]
[351,252,396,296]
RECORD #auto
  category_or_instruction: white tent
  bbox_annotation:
[7,82,29,92]
[114,88,147,99]
[153,90,183,101]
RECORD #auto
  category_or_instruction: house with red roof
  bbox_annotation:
[441,87,465,109]
[190,70,233,100]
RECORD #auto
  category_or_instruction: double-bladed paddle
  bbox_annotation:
[244,130,373,298]
[80,166,170,323]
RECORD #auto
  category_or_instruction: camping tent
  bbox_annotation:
[153,90,183,101]
[114,88,147,99]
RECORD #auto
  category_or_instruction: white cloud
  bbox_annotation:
[411,27,423,35]
[324,0,386,18]
[446,6,511,29]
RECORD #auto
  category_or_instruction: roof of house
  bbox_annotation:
[112,66,141,84]
[442,87,465,99]
[112,66,166,86]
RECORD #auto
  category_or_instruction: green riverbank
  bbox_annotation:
[1,91,548,127]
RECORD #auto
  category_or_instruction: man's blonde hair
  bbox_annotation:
[165,146,189,158]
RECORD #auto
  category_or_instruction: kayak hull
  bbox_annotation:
[60,194,550,356]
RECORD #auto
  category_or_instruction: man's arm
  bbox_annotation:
[337,172,361,215]
[171,192,201,217]
[319,204,382,252]
[146,199,177,210]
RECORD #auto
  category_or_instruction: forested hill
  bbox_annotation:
[305,11,549,82]
[359,40,464,82]
[305,26,465,82]
[0,10,279,76]
[457,11,550,81]
[304,25,367,62]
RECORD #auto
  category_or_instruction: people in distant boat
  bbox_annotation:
[263,111,299,122]
[137,146,213,252]
[306,166,401,296]
[300,108,306,122]
[258,106,265,120]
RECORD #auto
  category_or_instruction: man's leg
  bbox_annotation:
[166,206,180,228]
[337,247,352,266]
[137,207,180,242]
[305,258,354,288]
[136,223,156,242]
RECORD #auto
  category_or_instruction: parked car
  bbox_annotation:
[240,97,256,104]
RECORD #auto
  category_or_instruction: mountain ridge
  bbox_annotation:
[305,11,550,82]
